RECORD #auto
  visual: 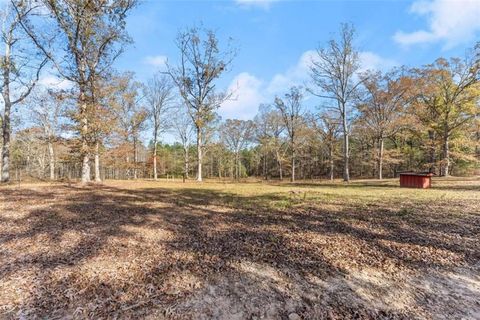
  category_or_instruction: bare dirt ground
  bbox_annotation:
[0,178,479,319]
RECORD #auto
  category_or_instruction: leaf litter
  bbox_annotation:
[0,179,479,319]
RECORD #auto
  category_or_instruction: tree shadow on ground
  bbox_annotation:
[0,183,478,319]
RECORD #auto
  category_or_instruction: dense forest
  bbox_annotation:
[1,1,479,184]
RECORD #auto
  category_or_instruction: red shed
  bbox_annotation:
[399,172,434,189]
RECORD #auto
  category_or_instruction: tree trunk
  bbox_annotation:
[184,146,189,179]
[428,130,436,172]
[377,137,384,180]
[196,127,202,182]
[94,141,101,182]
[80,90,90,184]
[291,148,295,182]
[133,137,138,179]
[263,151,268,180]
[1,104,11,183]
[342,111,350,182]
[442,134,450,177]
[476,124,480,159]
[153,132,158,180]
[329,145,334,181]
[276,150,283,181]
[476,114,480,160]
[1,39,12,183]
[48,140,55,180]
[235,152,240,180]
[153,149,157,180]
[81,153,90,183]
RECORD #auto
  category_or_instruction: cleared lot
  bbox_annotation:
[1,178,479,319]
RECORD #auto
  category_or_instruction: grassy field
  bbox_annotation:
[0,178,479,319]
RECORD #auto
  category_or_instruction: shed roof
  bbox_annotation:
[399,172,434,177]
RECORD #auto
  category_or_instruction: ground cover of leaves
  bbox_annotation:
[0,178,479,319]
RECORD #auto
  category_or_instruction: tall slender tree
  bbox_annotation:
[145,73,174,180]
[310,23,362,182]
[274,86,304,182]
[166,26,235,181]
[31,89,64,180]
[171,105,194,179]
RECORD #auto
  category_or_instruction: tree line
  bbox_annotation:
[1,1,479,184]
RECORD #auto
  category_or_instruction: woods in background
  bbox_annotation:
[0,3,479,183]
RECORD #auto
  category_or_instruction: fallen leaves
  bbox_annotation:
[0,179,479,319]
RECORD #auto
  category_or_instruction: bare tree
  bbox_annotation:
[1,1,47,183]
[17,0,137,183]
[220,119,255,179]
[171,105,194,179]
[145,73,174,180]
[310,23,363,182]
[166,26,235,181]
[31,90,64,180]
[274,86,304,182]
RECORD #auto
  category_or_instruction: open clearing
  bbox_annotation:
[0,178,479,319]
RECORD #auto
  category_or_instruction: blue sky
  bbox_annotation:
[114,0,480,122]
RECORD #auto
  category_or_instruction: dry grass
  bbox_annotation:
[0,177,479,319]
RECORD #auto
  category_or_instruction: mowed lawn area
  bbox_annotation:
[0,178,479,319]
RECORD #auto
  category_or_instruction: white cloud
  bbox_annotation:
[358,51,398,73]
[220,50,395,119]
[220,52,314,120]
[38,75,72,90]
[394,0,480,48]
[143,55,168,68]
[220,72,266,120]
[235,0,279,9]
[266,50,315,94]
